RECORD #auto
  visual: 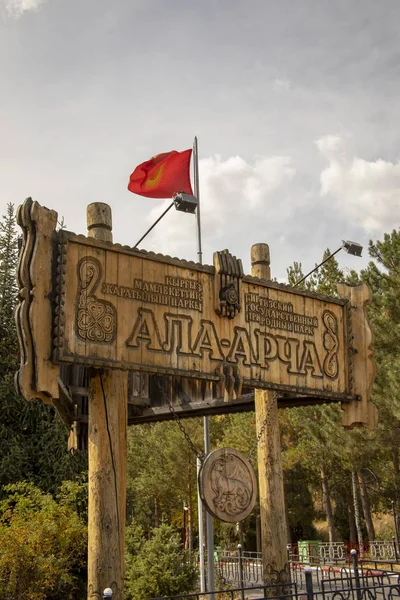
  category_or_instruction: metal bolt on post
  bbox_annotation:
[304,566,314,600]
[103,588,113,599]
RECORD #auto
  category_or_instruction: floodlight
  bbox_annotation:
[294,239,363,287]
[173,192,199,214]
[343,240,363,257]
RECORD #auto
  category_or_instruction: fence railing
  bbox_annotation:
[214,542,400,590]
[149,551,400,599]
[288,539,398,564]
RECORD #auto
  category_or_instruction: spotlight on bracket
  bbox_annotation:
[173,192,199,214]
[294,239,363,287]
[342,240,363,257]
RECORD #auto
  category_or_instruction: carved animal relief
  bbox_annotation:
[199,448,257,522]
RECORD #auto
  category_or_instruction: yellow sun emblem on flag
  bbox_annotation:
[144,162,166,189]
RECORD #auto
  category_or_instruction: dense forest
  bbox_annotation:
[0,202,399,598]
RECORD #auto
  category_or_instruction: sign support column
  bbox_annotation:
[251,243,290,588]
[87,203,128,600]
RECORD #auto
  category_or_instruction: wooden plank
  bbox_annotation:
[15,198,60,402]
[338,283,378,429]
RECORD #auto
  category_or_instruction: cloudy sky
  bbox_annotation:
[1,0,400,279]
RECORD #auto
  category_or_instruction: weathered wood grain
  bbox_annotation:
[252,243,290,589]
[338,283,378,429]
[86,205,128,600]
[54,232,351,404]
[15,198,60,402]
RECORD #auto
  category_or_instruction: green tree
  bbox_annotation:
[0,204,18,375]
[125,523,197,599]
[360,230,400,523]
[0,204,86,495]
[0,482,87,600]
[283,249,383,543]
[127,419,203,540]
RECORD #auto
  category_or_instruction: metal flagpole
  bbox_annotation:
[193,137,203,264]
[193,137,215,598]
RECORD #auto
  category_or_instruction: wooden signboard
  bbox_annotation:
[54,232,350,400]
[16,198,377,430]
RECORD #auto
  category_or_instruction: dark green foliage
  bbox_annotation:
[313,249,344,296]
[127,420,202,533]
[0,204,18,376]
[125,523,198,599]
[285,463,318,541]
[0,203,87,495]
[0,375,87,494]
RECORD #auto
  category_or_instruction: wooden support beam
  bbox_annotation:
[251,243,290,590]
[55,377,75,427]
[88,369,127,599]
[129,393,256,423]
[127,392,346,424]
[86,204,128,600]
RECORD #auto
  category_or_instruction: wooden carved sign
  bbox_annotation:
[16,199,378,430]
[55,234,347,396]
[199,448,257,522]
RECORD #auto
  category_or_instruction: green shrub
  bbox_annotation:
[0,481,87,600]
[125,523,198,599]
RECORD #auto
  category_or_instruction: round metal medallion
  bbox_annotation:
[199,448,257,523]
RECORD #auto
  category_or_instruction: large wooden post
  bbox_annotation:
[87,203,128,600]
[251,244,290,589]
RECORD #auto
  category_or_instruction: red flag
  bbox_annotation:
[128,149,193,198]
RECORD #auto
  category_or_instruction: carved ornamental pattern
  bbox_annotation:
[199,448,257,522]
[76,257,117,343]
[322,310,339,379]
[214,249,244,319]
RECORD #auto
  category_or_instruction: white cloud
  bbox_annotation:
[316,134,400,232]
[273,78,292,92]
[2,0,46,19]
[142,154,296,261]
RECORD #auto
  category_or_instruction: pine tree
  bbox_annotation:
[0,204,18,375]
[0,204,86,495]
[360,230,400,526]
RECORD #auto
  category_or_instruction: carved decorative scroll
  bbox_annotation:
[214,249,244,318]
[323,310,339,378]
[76,257,117,343]
[263,563,291,596]
[338,283,378,430]
[15,198,59,403]
[215,363,243,402]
